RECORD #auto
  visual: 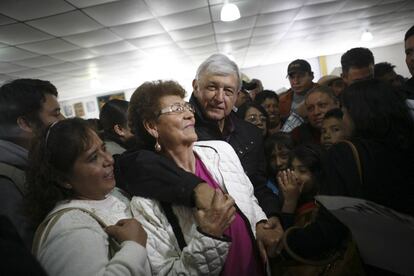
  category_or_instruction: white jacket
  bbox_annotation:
[131,140,267,276]
[35,188,151,276]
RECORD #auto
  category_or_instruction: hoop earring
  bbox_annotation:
[154,138,161,152]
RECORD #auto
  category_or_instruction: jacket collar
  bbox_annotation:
[189,93,237,141]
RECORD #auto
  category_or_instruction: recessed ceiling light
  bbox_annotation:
[361,30,373,42]
[220,3,241,22]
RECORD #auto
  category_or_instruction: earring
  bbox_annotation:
[154,138,161,152]
[64,183,72,189]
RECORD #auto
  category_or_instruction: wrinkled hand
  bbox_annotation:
[256,216,284,263]
[278,169,302,212]
[105,218,147,247]
[195,189,236,238]
[194,182,215,210]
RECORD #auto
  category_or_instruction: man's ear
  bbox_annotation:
[113,124,125,137]
[192,79,199,96]
[16,116,34,133]
[143,120,158,139]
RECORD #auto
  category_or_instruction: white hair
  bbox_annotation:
[195,54,242,90]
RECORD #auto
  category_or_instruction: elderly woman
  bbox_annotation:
[128,80,267,276]
[26,118,150,276]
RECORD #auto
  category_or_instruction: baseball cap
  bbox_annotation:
[287,59,312,76]
[242,80,257,91]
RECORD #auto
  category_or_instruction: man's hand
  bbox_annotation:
[256,216,284,263]
[194,182,215,210]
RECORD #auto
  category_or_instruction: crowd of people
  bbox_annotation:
[0,25,413,276]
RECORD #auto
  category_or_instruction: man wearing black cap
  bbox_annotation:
[279,59,318,122]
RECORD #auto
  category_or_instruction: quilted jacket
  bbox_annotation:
[130,140,267,276]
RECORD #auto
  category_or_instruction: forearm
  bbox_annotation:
[115,150,203,207]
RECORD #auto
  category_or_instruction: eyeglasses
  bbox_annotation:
[246,114,267,124]
[158,102,195,117]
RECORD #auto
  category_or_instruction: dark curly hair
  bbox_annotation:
[25,118,94,224]
[128,80,186,150]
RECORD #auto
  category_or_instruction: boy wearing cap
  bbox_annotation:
[279,59,318,121]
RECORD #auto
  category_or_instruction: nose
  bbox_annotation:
[214,88,225,102]
[103,151,114,166]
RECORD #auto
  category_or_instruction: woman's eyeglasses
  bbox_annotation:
[158,102,195,117]
[246,114,267,124]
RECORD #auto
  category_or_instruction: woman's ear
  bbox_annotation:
[143,120,158,139]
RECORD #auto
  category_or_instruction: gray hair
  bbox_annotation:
[305,85,338,105]
[195,53,242,91]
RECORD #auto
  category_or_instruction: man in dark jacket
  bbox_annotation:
[116,54,283,259]
[0,78,64,249]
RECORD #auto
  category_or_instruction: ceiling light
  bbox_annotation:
[361,30,373,42]
[220,3,240,22]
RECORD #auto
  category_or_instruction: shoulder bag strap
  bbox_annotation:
[342,140,363,185]
[160,202,187,251]
[32,207,121,257]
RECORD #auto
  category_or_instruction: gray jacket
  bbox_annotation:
[0,139,34,249]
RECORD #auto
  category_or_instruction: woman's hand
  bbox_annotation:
[105,218,147,247]
[278,169,302,213]
[194,189,236,238]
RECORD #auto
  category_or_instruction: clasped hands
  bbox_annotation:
[194,183,285,263]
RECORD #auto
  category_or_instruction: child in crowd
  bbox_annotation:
[278,144,326,229]
[320,108,347,149]
[264,133,295,197]
[274,144,363,275]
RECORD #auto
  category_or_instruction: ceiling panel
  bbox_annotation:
[0,23,52,45]
[0,62,28,73]
[0,47,38,62]
[27,10,102,36]
[158,7,211,31]
[169,24,214,41]
[0,0,74,21]
[83,0,152,26]
[146,0,208,16]
[65,0,120,9]
[63,29,122,48]
[18,38,79,54]
[110,19,165,39]
[13,56,64,67]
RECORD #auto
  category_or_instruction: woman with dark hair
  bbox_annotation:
[26,118,150,276]
[237,101,269,137]
[99,99,135,155]
[127,80,268,275]
[279,79,414,275]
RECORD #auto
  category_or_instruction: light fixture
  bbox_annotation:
[361,30,373,42]
[220,3,240,22]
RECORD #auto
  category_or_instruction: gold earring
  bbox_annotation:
[154,138,161,152]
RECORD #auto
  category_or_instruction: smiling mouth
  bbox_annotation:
[104,171,114,180]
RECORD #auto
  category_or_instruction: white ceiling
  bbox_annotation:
[0,0,413,100]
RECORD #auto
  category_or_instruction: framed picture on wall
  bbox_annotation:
[86,100,97,113]
[97,92,125,110]
[62,104,73,117]
[73,102,85,117]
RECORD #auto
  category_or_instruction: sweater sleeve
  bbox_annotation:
[115,150,204,207]
[37,210,150,276]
